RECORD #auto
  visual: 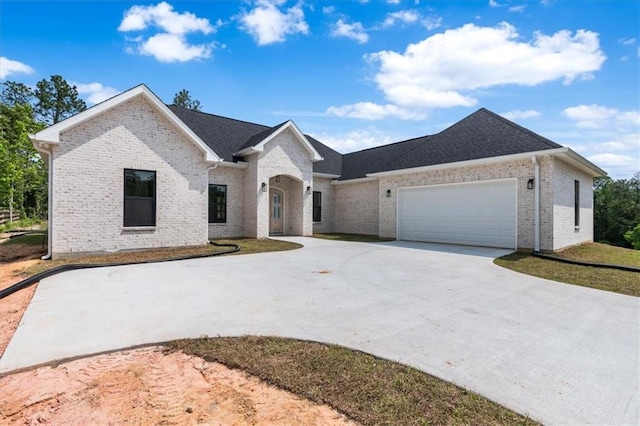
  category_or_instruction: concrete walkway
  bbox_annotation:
[1,237,638,425]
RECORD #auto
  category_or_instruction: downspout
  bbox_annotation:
[531,156,540,253]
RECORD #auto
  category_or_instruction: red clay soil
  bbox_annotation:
[0,256,356,425]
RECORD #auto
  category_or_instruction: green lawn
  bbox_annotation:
[495,243,639,297]
[2,233,46,246]
[18,238,302,276]
[169,336,536,426]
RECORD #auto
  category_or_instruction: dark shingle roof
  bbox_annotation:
[168,105,270,161]
[339,137,428,180]
[168,105,343,174]
[169,106,563,181]
[340,108,562,179]
[237,121,289,152]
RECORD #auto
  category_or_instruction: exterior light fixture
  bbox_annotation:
[306,185,311,195]
[261,182,267,192]
[527,178,534,190]
[386,189,392,197]
[275,175,280,182]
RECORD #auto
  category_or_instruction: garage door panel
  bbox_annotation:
[398,180,516,249]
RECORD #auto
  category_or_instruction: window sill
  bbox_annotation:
[122,226,156,232]
[209,223,228,226]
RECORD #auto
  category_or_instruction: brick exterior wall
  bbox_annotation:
[208,166,245,239]
[52,95,209,258]
[377,157,556,251]
[334,179,380,235]
[552,158,594,250]
[244,128,314,238]
[311,177,335,233]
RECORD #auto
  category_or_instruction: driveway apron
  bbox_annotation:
[1,237,638,425]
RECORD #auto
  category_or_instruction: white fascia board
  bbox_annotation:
[313,172,341,179]
[218,161,249,169]
[29,84,222,164]
[367,148,569,178]
[236,120,324,162]
[331,176,378,185]
[556,149,607,177]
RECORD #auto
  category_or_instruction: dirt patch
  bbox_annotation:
[0,259,40,356]
[0,243,46,263]
[0,346,355,425]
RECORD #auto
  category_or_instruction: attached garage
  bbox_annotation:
[397,179,517,249]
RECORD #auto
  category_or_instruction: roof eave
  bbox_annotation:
[29,84,223,164]
[556,148,607,177]
[237,120,323,161]
[313,172,341,179]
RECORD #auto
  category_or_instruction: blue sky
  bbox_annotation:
[2,0,638,178]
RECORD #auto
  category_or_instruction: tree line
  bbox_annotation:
[1,75,87,220]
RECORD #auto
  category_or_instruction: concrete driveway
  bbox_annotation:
[1,237,638,425]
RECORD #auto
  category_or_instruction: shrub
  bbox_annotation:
[624,224,640,250]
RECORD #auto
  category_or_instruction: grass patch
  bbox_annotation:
[18,238,301,277]
[168,336,536,426]
[0,218,45,233]
[313,233,393,243]
[495,251,639,297]
[555,242,640,268]
[3,233,46,246]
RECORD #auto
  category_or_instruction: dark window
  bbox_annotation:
[209,184,227,223]
[124,169,156,227]
[574,180,580,227]
[313,191,321,222]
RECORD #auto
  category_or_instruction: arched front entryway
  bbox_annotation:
[269,187,285,234]
[267,175,304,236]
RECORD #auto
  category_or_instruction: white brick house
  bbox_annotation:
[30,84,605,259]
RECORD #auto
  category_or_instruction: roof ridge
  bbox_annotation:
[345,134,431,157]
[479,108,561,149]
[167,104,270,130]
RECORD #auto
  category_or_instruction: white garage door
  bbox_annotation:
[398,179,516,249]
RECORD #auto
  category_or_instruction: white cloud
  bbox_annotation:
[563,104,620,128]
[331,19,369,43]
[322,6,335,15]
[329,22,606,120]
[373,23,604,108]
[119,2,217,62]
[238,0,309,46]
[421,15,442,30]
[140,33,214,62]
[588,153,637,174]
[326,102,427,120]
[501,109,540,120]
[382,10,420,28]
[619,37,637,45]
[0,57,34,79]
[309,129,397,152]
[561,104,639,178]
[509,5,526,12]
[118,1,214,34]
[387,0,400,4]
[74,82,120,105]
[489,0,501,7]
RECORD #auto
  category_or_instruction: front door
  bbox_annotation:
[269,188,284,234]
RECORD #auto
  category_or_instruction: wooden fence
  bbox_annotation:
[0,210,20,225]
